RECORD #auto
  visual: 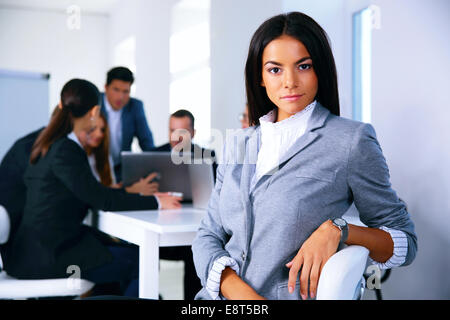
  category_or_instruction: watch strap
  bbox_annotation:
[340,223,348,243]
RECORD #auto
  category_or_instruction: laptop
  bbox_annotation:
[121,151,214,208]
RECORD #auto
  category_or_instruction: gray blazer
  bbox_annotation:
[192,103,417,300]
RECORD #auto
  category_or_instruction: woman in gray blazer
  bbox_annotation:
[192,12,417,300]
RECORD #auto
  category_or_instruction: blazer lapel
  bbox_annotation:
[239,127,260,207]
[237,127,260,254]
[100,93,107,118]
[120,104,130,150]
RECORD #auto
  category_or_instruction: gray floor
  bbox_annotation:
[159,260,185,300]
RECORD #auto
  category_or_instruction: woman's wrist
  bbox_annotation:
[220,267,264,300]
[320,219,341,242]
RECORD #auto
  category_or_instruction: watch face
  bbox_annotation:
[334,218,346,227]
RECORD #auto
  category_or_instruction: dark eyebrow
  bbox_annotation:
[264,56,312,66]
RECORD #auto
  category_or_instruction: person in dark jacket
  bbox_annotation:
[3,79,181,297]
[0,127,44,264]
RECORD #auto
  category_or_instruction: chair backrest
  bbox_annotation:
[316,245,369,300]
[0,205,11,245]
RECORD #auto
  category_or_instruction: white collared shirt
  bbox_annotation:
[253,100,316,184]
[104,95,123,166]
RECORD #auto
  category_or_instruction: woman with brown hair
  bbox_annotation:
[84,112,116,186]
[3,79,181,297]
[84,112,159,195]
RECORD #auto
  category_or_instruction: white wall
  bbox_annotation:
[108,0,174,147]
[209,0,283,136]
[366,0,450,299]
[283,0,352,117]
[0,6,109,115]
[370,0,450,240]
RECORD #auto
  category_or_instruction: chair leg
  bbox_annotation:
[375,288,383,300]
[373,269,391,300]
[381,269,391,282]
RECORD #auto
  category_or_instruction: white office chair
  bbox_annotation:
[316,207,370,300]
[0,205,94,299]
[316,245,369,300]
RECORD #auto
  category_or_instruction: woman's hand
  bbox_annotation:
[154,192,182,210]
[285,219,341,300]
[125,172,159,196]
[110,182,122,189]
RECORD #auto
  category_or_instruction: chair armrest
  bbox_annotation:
[0,206,10,245]
[316,245,369,300]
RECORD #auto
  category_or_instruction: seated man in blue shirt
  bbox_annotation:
[101,67,155,181]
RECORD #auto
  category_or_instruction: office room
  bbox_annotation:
[0,0,448,309]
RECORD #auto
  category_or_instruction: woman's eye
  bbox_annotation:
[298,64,312,70]
[268,67,281,74]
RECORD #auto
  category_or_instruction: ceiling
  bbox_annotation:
[0,0,119,15]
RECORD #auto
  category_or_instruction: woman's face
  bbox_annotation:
[87,117,106,148]
[261,35,318,122]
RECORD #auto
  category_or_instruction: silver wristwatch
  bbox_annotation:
[332,217,348,244]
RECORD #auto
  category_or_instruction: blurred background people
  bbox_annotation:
[2,79,181,298]
[84,112,159,196]
[239,104,250,129]
[152,109,212,299]
[0,127,45,266]
[154,109,217,179]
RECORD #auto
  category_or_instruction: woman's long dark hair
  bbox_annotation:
[30,79,100,163]
[92,112,113,186]
[245,12,340,126]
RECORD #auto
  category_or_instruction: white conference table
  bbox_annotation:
[96,205,206,299]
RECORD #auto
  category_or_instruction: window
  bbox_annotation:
[352,6,378,123]
[113,35,136,95]
[170,0,211,147]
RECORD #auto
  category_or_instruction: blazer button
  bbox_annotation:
[241,252,246,261]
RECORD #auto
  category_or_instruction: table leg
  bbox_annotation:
[139,231,160,299]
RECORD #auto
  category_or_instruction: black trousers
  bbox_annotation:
[83,244,139,297]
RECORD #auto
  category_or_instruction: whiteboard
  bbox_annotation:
[0,69,50,159]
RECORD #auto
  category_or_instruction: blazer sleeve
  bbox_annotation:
[347,123,417,266]
[134,100,155,151]
[192,149,233,287]
[52,139,158,211]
